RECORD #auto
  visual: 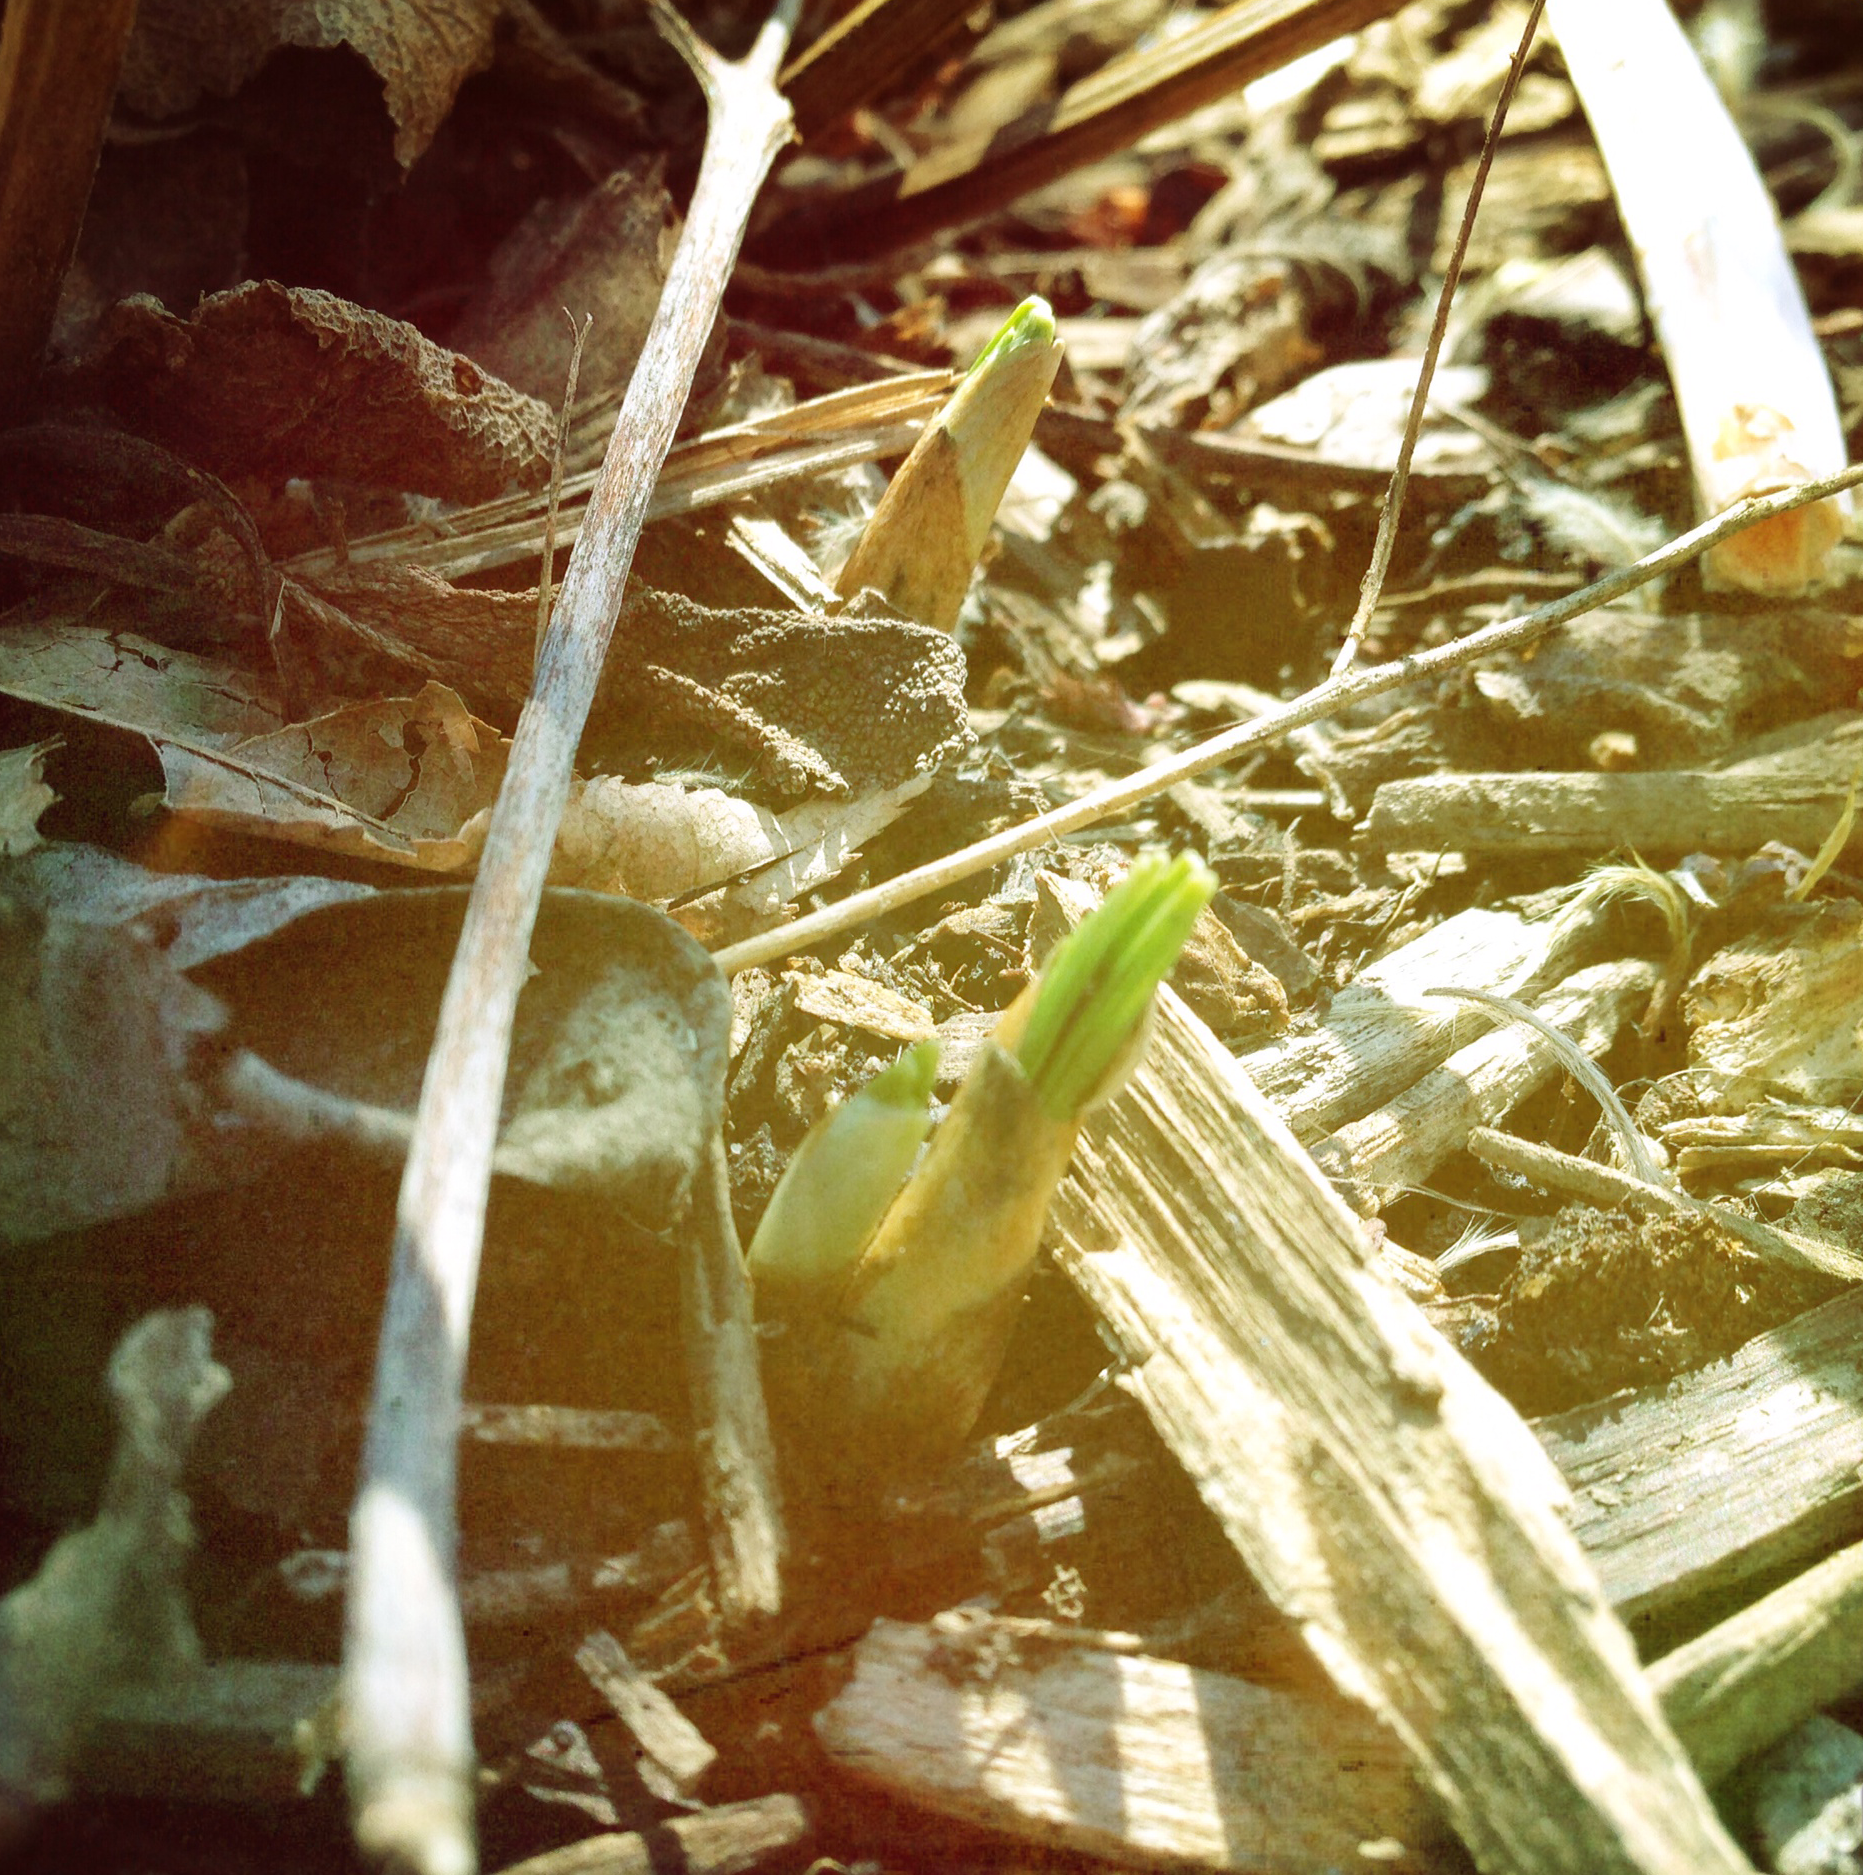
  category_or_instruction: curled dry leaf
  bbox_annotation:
[0,898,226,1244]
[447,158,681,410]
[87,282,554,501]
[155,680,505,869]
[120,0,502,166]
[555,771,933,930]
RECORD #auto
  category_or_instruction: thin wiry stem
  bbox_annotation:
[713,458,1863,977]
[1330,0,1548,679]
[340,8,801,1874]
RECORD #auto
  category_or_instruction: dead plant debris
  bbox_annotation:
[3,0,1863,1873]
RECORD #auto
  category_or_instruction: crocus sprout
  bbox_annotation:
[1013,850,1218,1121]
[834,295,1063,633]
[753,852,1214,1491]
[746,1038,939,1314]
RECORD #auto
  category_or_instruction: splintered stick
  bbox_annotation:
[1547,0,1852,593]
[340,7,800,1874]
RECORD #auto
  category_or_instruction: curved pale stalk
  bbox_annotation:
[340,7,800,1872]
[747,1038,939,1313]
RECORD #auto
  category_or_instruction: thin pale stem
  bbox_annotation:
[341,9,800,1874]
[713,458,1863,976]
[1330,0,1547,679]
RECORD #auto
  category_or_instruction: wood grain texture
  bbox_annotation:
[1317,956,1659,1208]
[1234,901,1606,1141]
[1045,968,1749,1872]
[1649,1538,1863,1788]
[1538,1285,1863,1625]
[1358,771,1854,858]
[817,1612,1429,1869]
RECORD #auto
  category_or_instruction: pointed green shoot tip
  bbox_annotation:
[747,1038,941,1297]
[862,1036,941,1107]
[968,296,1058,379]
[1016,852,1217,1122]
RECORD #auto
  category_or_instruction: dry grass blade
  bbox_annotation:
[712,460,1863,976]
[340,7,801,1873]
[1331,0,1547,679]
[534,312,590,659]
[761,0,1403,261]
[780,0,981,141]
[284,372,952,586]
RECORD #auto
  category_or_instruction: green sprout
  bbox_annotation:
[1015,851,1217,1121]
[747,1038,939,1304]
[755,854,1216,1488]
[965,294,1059,381]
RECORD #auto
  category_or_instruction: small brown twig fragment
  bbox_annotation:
[0,0,141,406]
[711,458,1863,976]
[490,1795,811,1875]
[341,6,801,1873]
[1331,0,1547,679]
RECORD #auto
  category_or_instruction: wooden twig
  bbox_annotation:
[1235,897,1618,1139]
[340,8,801,1873]
[0,0,140,404]
[780,0,981,142]
[1317,959,1660,1211]
[1044,975,1748,1871]
[1649,1538,1863,1788]
[679,1135,785,1617]
[711,458,1863,975]
[1331,0,1546,678]
[1424,979,1667,1186]
[1358,769,1860,858]
[1467,1126,1863,1285]
[1538,1284,1863,1623]
[489,1796,810,1875]
[535,313,590,660]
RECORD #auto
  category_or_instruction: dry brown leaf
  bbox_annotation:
[0,622,283,745]
[291,573,973,797]
[448,159,679,408]
[121,0,501,166]
[88,282,554,500]
[0,744,58,857]
[157,681,506,869]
